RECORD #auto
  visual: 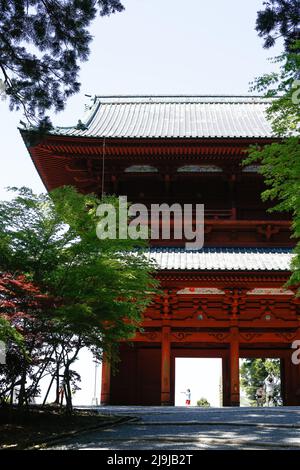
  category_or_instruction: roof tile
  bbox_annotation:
[54,96,275,139]
[146,247,293,271]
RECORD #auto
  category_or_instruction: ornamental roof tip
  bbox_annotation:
[48,94,276,140]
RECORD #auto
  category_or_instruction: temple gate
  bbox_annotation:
[22,95,300,406]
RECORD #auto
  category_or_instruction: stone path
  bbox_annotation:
[48,406,300,450]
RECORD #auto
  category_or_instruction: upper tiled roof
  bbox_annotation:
[146,247,292,271]
[53,95,275,139]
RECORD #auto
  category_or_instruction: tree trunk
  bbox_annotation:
[55,360,61,404]
[64,365,73,415]
[18,369,27,410]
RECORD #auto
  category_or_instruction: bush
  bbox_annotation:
[197,398,210,407]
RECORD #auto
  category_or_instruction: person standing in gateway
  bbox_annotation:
[264,374,276,406]
[182,388,191,406]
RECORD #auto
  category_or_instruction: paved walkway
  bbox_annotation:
[49,406,300,450]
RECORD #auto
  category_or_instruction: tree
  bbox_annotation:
[0,186,158,412]
[240,358,281,404]
[0,0,124,123]
[0,274,25,354]
[0,273,51,407]
[256,0,300,50]
[0,317,23,347]
[245,3,300,291]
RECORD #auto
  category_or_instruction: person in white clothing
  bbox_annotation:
[181,388,191,406]
[264,374,275,406]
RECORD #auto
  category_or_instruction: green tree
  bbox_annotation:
[240,358,281,404]
[0,186,158,412]
[0,0,124,123]
[256,0,300,50]
[244,22,300,292]
[0,273,25,354]
[0,318,23,346]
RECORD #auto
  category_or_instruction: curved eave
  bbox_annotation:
[21,130,280,193]
[156,269,292,285]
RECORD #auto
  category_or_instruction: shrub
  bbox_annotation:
[197,398,210,407]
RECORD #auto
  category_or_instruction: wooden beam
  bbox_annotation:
[128,330,299,344]
[100,355,111,406]
[141,320,300,328]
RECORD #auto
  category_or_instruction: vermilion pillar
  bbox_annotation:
[284,340,300,405]
[101,355,111,405]
[230,327,240,406]
[161,326,171,405]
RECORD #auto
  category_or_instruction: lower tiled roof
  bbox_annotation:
[147,248,293,271]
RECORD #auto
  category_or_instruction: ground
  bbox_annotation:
[48,406,300,450]
[0,406,122,450]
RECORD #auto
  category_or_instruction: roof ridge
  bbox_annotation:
[93,95,273,105]
[94,94,270,99]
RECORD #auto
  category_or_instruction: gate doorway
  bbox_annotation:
[239,357,283,407]
[174,358,223,407]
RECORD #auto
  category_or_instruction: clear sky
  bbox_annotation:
[1,0,284,405]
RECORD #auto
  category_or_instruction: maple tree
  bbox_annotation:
[0,186,157,412]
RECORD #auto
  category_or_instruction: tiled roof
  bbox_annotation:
[146,248,293,271]
[54,95,275,139]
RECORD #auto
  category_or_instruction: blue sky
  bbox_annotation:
[0,0,283,200]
